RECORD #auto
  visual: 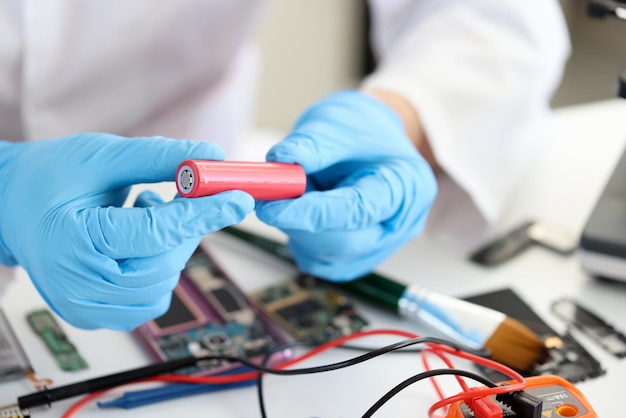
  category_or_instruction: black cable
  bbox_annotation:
[14,335,476,410]
[257,349,273,418]
[253,337,448,418]
[17,355,202,409]
[256,346,498,418]
[12,334,501,416]
[362,369,498,418]
[256,341,310,418]
[338,344,491,358]
[251,337,490,418]
[339,343,424,353]
[257,341,423,418]
[228,336,482,377]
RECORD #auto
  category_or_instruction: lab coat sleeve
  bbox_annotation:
[362,0,570,236]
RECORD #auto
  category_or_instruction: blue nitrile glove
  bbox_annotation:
[0,134,254,330]
[255,91,437,281]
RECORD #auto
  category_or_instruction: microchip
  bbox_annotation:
[252,274,369,344]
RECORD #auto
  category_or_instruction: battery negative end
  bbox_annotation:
[177,167,194,193]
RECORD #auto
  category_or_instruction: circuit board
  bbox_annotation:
[252,274,369,345]
[133,245,290,376]
[26,309,88,372]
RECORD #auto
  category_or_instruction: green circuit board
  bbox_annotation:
[26,309,88,372]
[252,274,369,345]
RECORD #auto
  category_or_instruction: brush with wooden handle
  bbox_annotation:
[221,226,546,371]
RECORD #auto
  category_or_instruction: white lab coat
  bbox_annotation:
[0,0,570,292]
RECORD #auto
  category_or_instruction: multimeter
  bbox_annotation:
[446,375,597,417]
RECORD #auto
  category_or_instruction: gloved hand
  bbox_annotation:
[255,90,437,281]
[0,134,254,330]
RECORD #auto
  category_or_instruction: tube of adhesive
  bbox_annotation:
[176,160,306,200]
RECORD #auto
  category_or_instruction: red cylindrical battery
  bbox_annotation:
[176,160,306,200]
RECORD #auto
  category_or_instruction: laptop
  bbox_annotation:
[579,145,626,281]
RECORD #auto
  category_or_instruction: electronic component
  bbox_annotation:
[0,309,33,382]
[133,245,290,376]
[464,288,605,382]
[0,404,30,418]
[447,375,598,417]
[26,309,88,372]
[218,227,370,344]
[470,221,536,266]
[470,221,577,266]
[148,286,208,335]
[252,274,369,344]
[184,256,255,326]
[552,298,626,358]
[176,160,306,199]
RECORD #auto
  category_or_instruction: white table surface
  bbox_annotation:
[2,99,626,417]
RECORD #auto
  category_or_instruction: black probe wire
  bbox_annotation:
[254,341,419,418]
[339,344,491,358]
[14,336,485,412]
[253,337,493,418]
[254,341,431,418]
[257,341,311,418]
[237,336,481,377]
[339,343,425,353]
[361,369,497,418]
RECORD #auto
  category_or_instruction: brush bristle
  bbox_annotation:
[483,316,545,371]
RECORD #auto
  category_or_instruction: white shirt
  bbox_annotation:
[0,0,265,154]
[0,0,570,292]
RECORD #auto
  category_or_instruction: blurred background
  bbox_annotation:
[252,0,626,133]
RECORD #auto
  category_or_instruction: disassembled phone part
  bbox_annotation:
[0,309,33,382]
[552,298,626,358]
[470,220,577,266]
[133,246,290,376]
[464,288,605,382]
